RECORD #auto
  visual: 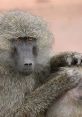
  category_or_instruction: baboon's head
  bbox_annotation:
[0,10,54,75]
[10,36,38,74]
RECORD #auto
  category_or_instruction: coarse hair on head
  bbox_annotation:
[0,10,54,65]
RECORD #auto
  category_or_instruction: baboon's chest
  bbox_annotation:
[0,74,35,116]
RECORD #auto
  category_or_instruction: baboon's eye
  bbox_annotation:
[28,37,32,41]
[17,37,23,41]
[27,37,37,41]
[32,46,38,56]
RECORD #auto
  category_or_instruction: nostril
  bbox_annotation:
[24,63,32,66]
[29,63,32,66]
[24,63,29,66]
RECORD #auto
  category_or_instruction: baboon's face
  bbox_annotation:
[10,37,38,75]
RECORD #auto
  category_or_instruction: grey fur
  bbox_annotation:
[0,10,81,117]
[46,67,82,117]
[1,67,81,117]
[0,10,54,65]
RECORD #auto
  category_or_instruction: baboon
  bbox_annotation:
[0,10,82,117]
[46,68,82,117]
[47,53,82,117]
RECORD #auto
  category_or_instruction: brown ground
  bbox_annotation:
[0,0,82,53]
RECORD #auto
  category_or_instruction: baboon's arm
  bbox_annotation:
[4,67,81,117]
[34,52,82,84]
[50,52,82,72]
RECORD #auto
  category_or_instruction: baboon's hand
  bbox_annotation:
[66,52,82,66]
[50,52,82,73]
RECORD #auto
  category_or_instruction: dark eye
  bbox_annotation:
[18,37,23,40]
[27,37,37,41]
[28,37,32,41]
[32,46,38,56]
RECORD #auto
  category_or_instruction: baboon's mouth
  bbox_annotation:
[20,69,33,75]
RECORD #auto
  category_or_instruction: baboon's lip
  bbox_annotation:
[19,71,31,76]
[20,69,32,75]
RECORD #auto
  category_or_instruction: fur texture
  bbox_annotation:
[0,10,54,65]
[0,10,81,117]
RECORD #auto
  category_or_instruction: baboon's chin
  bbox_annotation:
[23,71,32,75]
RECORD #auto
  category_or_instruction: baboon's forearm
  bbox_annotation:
[7,67,81,117]
[50,52,82,72]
